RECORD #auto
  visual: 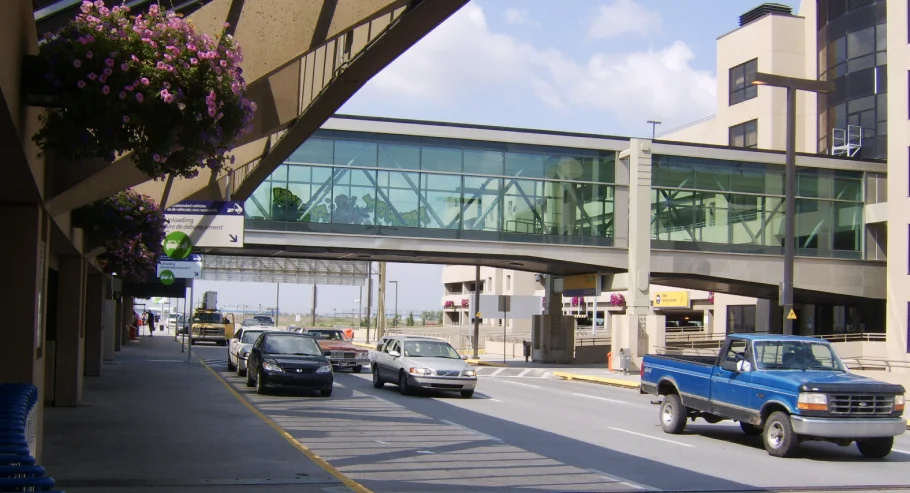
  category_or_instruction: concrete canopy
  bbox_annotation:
[43,0,468,215]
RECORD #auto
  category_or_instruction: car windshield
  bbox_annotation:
[263,336,322,356]
[402,340,460,359]
[254,317,275,325]
[307,330,346,340]
[241,319,259,326]
[753,340,846,371]
[241,330,265,344]
[193,312,224,324]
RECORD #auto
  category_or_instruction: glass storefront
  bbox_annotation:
[245,130,617,246]
[651,155,864,259]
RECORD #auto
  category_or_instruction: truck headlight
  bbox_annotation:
[895,395,904,412]
[463,369,476,377]
[797,392,828,411]
[408,367,432,376]
[316,365,332,374]
[262,361,284,373]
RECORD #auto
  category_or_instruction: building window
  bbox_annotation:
[729,59,758,105]
[727,305,756,333]
[729,119,758,148]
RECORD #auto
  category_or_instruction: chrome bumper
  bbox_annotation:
[413,375,477,390]
[790,416,907,438]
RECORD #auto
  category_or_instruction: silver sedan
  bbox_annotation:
[371,336,477,398]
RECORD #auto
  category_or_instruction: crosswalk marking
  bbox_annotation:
[474,367,553,379]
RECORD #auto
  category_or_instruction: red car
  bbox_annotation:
[301,329,370,373]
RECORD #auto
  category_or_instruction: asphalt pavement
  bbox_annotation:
[191,344,910,493]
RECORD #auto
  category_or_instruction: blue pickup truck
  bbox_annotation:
[641,334,906,458]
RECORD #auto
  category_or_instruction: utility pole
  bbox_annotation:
[310,284,317,326]
[647,120,661,139]
[365,263,373,343]
[275,283,280,324]
[377,261,387,338]
[472,265,481,359]
[389,280,399,327]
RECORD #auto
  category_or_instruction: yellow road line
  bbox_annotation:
[196,357,374,493]
[465,359,508,367]
[552,371,641,389]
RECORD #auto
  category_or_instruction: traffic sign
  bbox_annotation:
[787,309,797,320]
[159,270,176,285]
[157,254,203,279]
[164,201,245,248]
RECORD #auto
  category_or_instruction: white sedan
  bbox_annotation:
[227,326,278,375]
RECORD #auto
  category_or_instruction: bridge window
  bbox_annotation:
[729,58,758,106]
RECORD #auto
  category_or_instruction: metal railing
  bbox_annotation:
[840,357,910,372]
[576,336,611,347]
[815,332,886,343]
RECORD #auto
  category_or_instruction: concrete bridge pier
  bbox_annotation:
[531,275,574,364]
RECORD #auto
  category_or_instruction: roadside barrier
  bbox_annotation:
[0,384,63,492]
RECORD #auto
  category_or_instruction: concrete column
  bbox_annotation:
[54,256,87,407]
[114,299,123,351]
[103,299,116,361]
[84,274,105,376]
[612,154,631,249]
[531,276,574,363]
[0,204,50,462]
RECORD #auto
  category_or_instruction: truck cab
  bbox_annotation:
[191,309,234,346]
[641,334,906,458]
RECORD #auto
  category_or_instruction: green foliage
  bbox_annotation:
[406,312,415,326]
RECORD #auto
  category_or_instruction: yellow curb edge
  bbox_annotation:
[552,371,641,389]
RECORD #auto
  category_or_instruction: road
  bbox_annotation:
[193,345,910,493]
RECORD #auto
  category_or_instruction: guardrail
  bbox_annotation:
[576,337,611,347]
[0,383,62,491]
[840,356,910,372]
[815,332,886,342]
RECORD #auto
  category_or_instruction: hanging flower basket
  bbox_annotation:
[571,296,581,307]
[708,292,715,304]
[610,293,626,307]
[444,300,455,309]
[461,298,470,308]
[33,1,257,180]
[73,189,167,282]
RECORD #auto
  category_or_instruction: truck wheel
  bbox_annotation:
[856,437,893,458]
[763,411,800,458]
[740,422,762,435]
[352,365,363,374]
[659,394,687,434]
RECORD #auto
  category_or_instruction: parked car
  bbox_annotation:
[245,332,333,396]
[372,336,476,398]
[301,329,370,373]
[640,334,906,458]
[227,326,278,376]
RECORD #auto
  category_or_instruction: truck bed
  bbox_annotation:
[648,353,716,366]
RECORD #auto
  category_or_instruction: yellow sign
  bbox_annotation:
[475,311,482,318]
[787,309,797,320]
[651,291,690,308]
[563,273,598,296]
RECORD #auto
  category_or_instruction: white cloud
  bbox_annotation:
[587,0,662,40]
[357,3,715,131]
[504,8,538,26]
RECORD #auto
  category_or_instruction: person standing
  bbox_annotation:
[145,311,155,337]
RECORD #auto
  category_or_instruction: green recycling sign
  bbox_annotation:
[162,231,193,260]
[159,270,176,285]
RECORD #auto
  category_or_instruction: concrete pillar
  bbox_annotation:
[103,299,116,361]
[0,204,50,461]
[54,256,87,407]
[114,299,123,351]
[84,274,106,376]
[531,276,574,363]
[612,154,631,249]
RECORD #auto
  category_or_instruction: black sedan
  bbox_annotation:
[245,332,334,396]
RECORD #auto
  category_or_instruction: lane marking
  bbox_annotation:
[196,357,373,493]
[893,449,910,455]
[586,468,656,491]
[573,393,627,404]
[517,369,532,377]
[489,398,504,402]
[416,450,435,454]
[374,440,389,445]
[490,368,506,377]
[498,380,539,388]
[608,427,694,448]
[440,419,504,443]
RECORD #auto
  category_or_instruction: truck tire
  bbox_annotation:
[856,437,893,458]
[740,422,762,435]
[352,365,363,374]
[763,411,800,458]
[659,394,687,434]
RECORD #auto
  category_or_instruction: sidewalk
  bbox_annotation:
[41,336,355,492]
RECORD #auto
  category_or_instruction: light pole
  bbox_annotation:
[646,120,661,139]
[750,72,834,335]
[389,280,398,326]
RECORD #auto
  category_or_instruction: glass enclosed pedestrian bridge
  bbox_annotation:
[231,115,885,300]
[242,115,880,258]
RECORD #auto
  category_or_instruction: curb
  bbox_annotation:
[465,359,509,367]
[552,372,641,389]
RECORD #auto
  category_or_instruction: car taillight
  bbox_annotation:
[640,363,645,378]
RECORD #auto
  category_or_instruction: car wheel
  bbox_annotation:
[372,367,384,389]
[856,437,893,458]
[237,363,245,377]
[659,394,687,434]
[245,368,255,387]
[460,390,474,398]
[398,371,411,396]
[352,365,363,374]
[227,354,236,372]
[320,388,333,397]
[763,411,800,458]
[740,422,762,435]
[255,370,267,395]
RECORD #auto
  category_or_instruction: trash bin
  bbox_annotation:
[522,340,531,362]
[619,348,631,374]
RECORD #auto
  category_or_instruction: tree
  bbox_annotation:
[437,310,443,324]
[406,312,415,326]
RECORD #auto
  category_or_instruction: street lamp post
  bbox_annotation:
[389,280,398,326]
[750,73,834,335]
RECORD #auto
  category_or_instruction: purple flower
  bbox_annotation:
[101,85,110,94]
[99,74,107,83]
[135,93,144,103]
[103,67,113,76]
[86,51,94,59]
[123,115,130,123]
[119,91,127,99]
[120,63,129,71]
[86,72,97,81]
[104,57,115,67]
[73,59,82,68]
[77,80,86,89]
[139,77,149,86]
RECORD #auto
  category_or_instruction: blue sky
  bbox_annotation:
[183,0,802,316]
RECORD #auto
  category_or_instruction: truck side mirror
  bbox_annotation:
[736,360,752,372]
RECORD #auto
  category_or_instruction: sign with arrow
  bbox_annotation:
[164,201,245,248]
[157,254,203,280]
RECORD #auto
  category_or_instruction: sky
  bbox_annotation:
[173,0,803,316]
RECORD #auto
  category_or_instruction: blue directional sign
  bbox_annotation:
[157,254,203,279]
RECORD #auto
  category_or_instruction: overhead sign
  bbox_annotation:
[652,291,690,308]
[473,295,542,319]
[164,201,245,248]
[157,254,203,279]
[563,273,600,297]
